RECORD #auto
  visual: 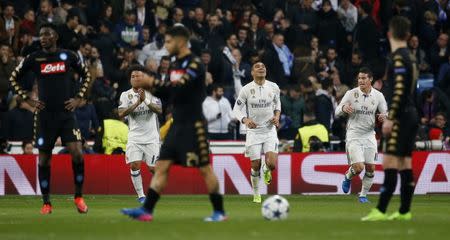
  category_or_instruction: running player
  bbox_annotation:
[336,67,387,203]
[362,16,419,221]
[121,25,226,222]
[9,23,91,214]
[233,62,281,203]
[118,65,162,203]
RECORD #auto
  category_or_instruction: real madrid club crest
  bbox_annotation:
[354,91,359,98]
[128,93,133,100]
[59,52,68,61]
[250,89,255,98]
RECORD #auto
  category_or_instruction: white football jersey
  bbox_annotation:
[335,87,388,143]
[233,80,281,135]
[119,89,161,144]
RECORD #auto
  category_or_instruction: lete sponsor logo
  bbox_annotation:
[0,152,449,195]
[40,62,66,74]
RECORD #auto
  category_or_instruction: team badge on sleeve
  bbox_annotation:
[59,53,68,60]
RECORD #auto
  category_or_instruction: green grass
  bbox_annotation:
[0,195,449,240]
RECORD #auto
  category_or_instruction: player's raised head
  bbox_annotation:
[165,25,190,55]
[39,23,58,49]
[388,16,411,41]
[128,64,151,89]
[251,62,266,79]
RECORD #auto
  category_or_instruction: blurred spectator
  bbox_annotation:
[280,85,305,140]
[19,9,36,36]
[316,0,343,48]
[0,2,21,53]
[314,78,336,130]
[206,14,226,50]
[337,0,357,33]
[58,10,83,51]
[19,29,39,56]
[94,111,128,154]
[114,10,144,49]
[279,18,296,51]
[419,90,439,126]
[134,0,156,33]
[231,48,252,96]
[75,99,99,140]
[248,12,266,50]
[263,33,293,88]
[88,47,104,82]
[36,0,64,29]
[432,112,449,142]
[141,25,152,45]
[315,55,331,82]
[0,44,16,98]
[202,84,233,140]
[191,7,207,42]
[77,40,92,65]
[293,111,329,152]
[200,49,212,71]
[353,2,379,62]
[21,140,34,154]
[326,47,344,74]
[409,35,430,73]
[138,33,168,65]
[331,69,349,102]
[156,56,170,83]
[343,51,363,87]
[236,27,251,61]
[294,0,317,45]
[92,20,117,79]
[419,11,438,52]
[1,96,34,141]
[429,33,449,75]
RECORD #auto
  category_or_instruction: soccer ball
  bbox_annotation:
[261,195,289,221]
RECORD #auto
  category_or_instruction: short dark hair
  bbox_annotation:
[358,67,373,79]
[201,49,211,55]
[22,140,33,149]
[39,23,58,33]
[160,56,170,62]
[212,83,223,92]
[166,25,190,40]
[304,110,316,118]
[436,112,447,120]
[321,78,333,90]
[389,16,411,40]
[127,64,151,81]
[360,2,373,15]
[66,10,79,22]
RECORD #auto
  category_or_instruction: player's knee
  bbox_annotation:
[130,162,141,171]
[353,164,364,174]
[251,160,261,171]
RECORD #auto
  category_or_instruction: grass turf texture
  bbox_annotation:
[0,195,449,240]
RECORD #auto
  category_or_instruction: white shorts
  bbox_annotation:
[346,139,377,165]
[126,142,160,166]
[245,136,279,161]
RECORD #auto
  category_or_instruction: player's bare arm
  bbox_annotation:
[118,99,142,118]
[271,110,281,127]
[242,117,257,129]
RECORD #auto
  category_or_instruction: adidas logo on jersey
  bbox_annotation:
[40,62,66,74]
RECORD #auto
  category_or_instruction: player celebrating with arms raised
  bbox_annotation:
[9,23,91,214]
[121,26,226,222]
[118,65,162,203]
[336,67,387,203]
[362,16,419,221]
[233,62,281,203]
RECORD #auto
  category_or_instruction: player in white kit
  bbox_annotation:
[118,66,162,203]
[233,62,281,203]
[335,67,388,203]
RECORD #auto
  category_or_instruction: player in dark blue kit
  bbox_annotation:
[362,16,419,221]
[9,23,91,214]
[121,25,226,222]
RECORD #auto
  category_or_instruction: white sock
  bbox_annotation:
[262,162,269,173]
[360,172,374,197]
[345,166,356,180]
[130,169,145,198]
[250,169,260,196]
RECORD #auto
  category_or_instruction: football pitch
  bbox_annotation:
[0,195,449,240]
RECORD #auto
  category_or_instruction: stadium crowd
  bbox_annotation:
[0,0,449,154]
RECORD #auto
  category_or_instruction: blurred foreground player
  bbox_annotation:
[233,62,281,203]
[335,67,387,203]
[121,26,226,222]
[118,66,162,203]
[362,16,419,221]
[9,23,91,214]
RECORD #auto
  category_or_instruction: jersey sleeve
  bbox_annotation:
[335,90,352,117]
[70,51,92,99]
[273,84,281,112]
[377,92,388,115]
[387,55,407,120]
[151,96,162,108]
[233,87,248,122]
[118,92,129,109]
[9,55,34,100]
